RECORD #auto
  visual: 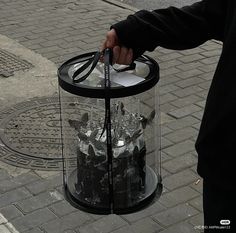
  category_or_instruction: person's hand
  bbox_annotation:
[101,29,133,65]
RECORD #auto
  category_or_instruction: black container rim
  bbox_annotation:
[58,52,160,98]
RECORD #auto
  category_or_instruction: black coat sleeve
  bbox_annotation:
[112,0,226,57]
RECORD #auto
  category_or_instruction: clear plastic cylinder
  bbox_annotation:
[58,52,162,214]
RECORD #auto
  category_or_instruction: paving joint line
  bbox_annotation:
[102,0,138,12]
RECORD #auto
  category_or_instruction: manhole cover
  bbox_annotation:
[0,97,78,170]
[0,49,33,78]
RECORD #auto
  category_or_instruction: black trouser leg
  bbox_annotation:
[203,180,234,232]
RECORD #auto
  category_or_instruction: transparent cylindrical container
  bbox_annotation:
[58,49,162,214]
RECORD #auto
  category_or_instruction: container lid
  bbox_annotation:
[58,51,159,98]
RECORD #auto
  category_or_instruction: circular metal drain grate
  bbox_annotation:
[0,97,77,170]
[0,49,33,78]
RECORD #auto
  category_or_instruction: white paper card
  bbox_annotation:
[109,69,145,87]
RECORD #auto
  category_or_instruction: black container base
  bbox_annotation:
[64,166,162,214]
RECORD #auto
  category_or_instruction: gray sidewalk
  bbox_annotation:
[0,0,222,233]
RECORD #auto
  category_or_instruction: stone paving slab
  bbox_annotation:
[0,0,223,232]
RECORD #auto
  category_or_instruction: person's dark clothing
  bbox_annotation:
[112,0,236,188]
[203,181,234,232]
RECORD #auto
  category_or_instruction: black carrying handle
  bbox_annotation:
[72,51,101,83]
[71,49,136,83]
[103,48,114,213]
[99,48,112,139]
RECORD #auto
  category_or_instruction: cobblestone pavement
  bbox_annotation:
[0,0,222,233]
